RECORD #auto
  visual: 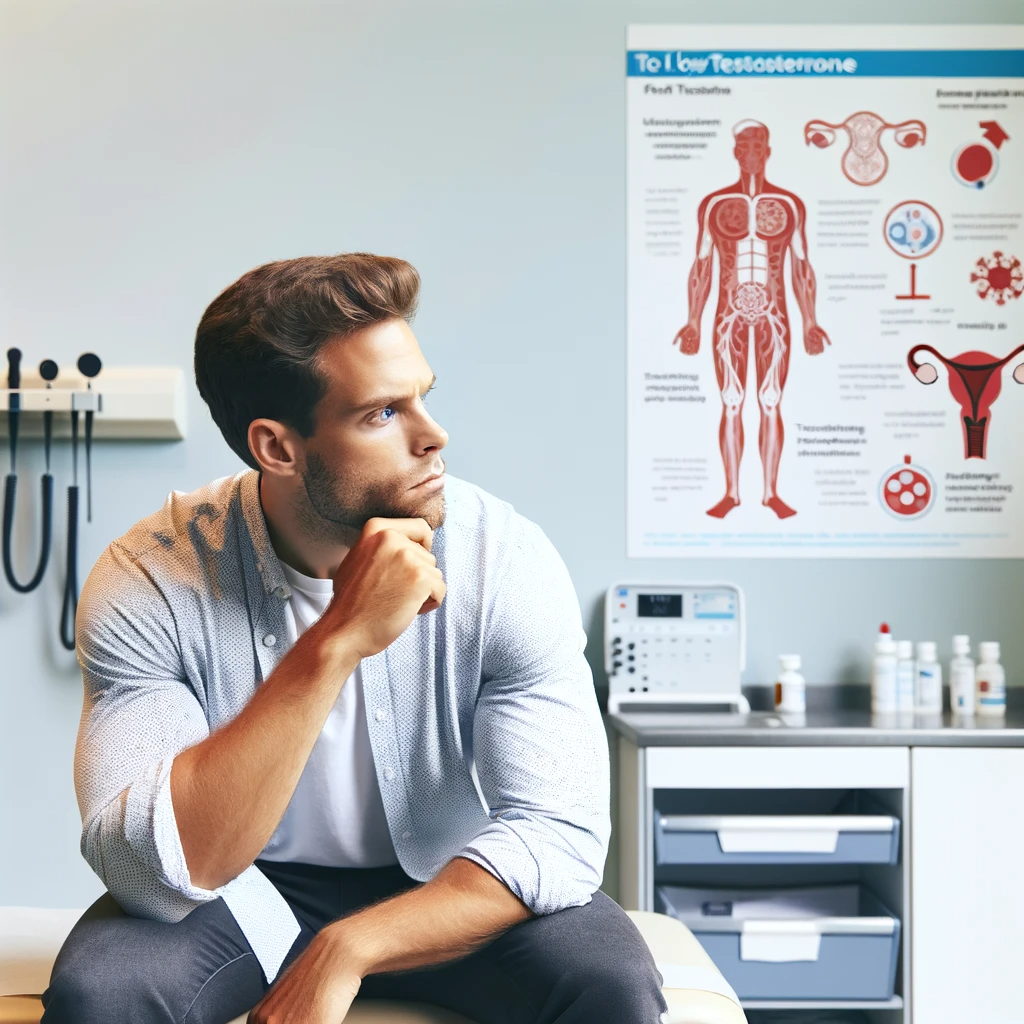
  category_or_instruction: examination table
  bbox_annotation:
[0,905,745,1023]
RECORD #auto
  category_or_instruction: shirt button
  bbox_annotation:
[263,634,277,647]
[401,831,412,840]
[383,767,396,782]
[374,709,387,722]
[273,585,291,599]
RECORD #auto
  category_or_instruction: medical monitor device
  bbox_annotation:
[605,582,748,714]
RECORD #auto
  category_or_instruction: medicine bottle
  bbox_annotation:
[775,654,806,713]
[975,641,1006,717]
[872,624,898,714]
[895,640,915,712]
[914,641,943,713]
[950,635,975,716]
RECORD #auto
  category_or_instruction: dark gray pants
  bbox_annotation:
[42,859,667,1023]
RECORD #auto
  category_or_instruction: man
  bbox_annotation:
[673,119,830,520]
[43,255,666,1023]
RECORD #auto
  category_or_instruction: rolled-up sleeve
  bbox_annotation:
[458,517,611,915]
[73,542,299,981]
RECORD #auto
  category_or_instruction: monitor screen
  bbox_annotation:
[637,593,682,618]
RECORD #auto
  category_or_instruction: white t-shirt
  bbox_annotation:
[256,560,398,868]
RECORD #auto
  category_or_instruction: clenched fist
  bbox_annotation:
[313,518,446,663]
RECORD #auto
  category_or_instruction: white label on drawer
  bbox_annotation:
[718,828,839,853]
[740,920,822,962]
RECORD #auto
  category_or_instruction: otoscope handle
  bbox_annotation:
[60,485,79,651]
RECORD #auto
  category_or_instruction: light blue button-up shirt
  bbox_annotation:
[72,469,610,981]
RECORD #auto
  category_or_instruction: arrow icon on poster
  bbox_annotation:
[980,121,1009,149]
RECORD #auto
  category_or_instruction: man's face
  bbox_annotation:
[734,128,770,175]
[296,318,448,540]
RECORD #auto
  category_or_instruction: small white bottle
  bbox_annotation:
[872,624,898,714]
[895,640,915,712]
[950,635,975,716]
[915,641,943,713]
[975,641,1006,717]
[775,654,806,713]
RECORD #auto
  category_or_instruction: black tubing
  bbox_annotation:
[3,472,54,593]
[60,485,79,651]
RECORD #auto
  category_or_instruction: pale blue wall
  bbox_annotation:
[2,0,1021,909]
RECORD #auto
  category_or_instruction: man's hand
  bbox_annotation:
[247,927,363,1024]
[313,517,447,662]
[674,323,701,355]
[804,325,831,355]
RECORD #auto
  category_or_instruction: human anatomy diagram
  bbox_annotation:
[908,344,1024,459]
[673,120,830,520]
[804,112,926,186]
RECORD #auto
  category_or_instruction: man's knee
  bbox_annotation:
[43,930,174,1024]
[41,893,260,1024]
[552,895,666,1015]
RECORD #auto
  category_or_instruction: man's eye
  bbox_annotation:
[375,407,396,424]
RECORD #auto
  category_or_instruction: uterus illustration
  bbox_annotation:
[908,343,1024,459]
[804,112,926,186]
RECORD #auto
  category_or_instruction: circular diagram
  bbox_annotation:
[884,201,943,259]
[971,251,1023,305]
[951,141,999,189]
[880,455,935,520]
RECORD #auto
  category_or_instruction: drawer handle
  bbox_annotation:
[740,921,822,962]
[718,828,839,854]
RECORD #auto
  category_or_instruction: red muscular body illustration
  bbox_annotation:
[908,343,1024,459]
[805,112,926,186]
[674,120,830,519]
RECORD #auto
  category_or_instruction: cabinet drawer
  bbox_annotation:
[657,883,900,1000]
[655,813,900,866]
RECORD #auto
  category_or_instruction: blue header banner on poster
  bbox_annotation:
[626,50,1024,77]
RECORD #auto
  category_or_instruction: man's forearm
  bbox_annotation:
[686,257,712,326]
[170,621,358,890]
[329,856,533,977]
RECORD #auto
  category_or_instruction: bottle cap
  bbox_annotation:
[979,641,1000,662]
[896,640,913,659]
[779,654,801,671]
[952,634,970,654]
[917,641,937,660]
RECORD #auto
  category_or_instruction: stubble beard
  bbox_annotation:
[297,450,446,544]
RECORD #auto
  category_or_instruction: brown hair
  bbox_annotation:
[194,253,420,470]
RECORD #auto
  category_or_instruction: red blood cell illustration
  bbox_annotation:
[908,344,1024,459]
[952,121,1008,188]
[955,143,995,185]
[880,455,934,519]
[971,252,1023,305]
[804,112,926,186]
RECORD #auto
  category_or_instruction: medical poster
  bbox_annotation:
[627,26,1024,557]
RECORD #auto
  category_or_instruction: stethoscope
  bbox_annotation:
[4,348,102,650]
